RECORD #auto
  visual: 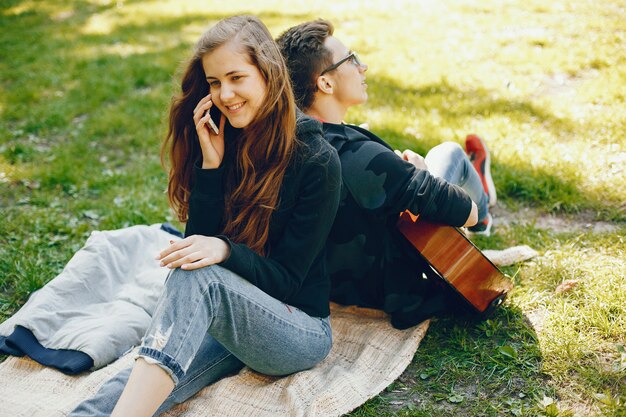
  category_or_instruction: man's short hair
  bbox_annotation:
[277,19,335,111]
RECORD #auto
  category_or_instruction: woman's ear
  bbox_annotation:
[316,75,334,95]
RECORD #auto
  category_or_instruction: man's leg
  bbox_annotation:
[425,141,490,223]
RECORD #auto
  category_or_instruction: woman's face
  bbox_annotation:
[202,42,268,129]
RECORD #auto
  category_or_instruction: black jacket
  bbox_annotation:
[323,123,472,328]
[185,113,341,318]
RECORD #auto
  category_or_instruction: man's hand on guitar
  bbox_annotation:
[463,202,479,227]
[394,148,478,227]
[395,149,428,170]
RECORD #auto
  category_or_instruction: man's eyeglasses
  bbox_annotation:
[319,52,364,76]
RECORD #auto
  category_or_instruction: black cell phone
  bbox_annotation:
[201,83,221,135]
[206,104,220,135]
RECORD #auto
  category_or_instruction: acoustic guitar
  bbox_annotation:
[396,210,513,315]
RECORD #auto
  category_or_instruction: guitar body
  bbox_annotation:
[397,211,513,314]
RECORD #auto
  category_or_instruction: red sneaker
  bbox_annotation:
[465,134,497,207]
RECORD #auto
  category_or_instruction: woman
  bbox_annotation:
[69,15,341,416]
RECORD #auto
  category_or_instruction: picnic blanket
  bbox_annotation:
[0,305,429,417]
[0,222,536,416]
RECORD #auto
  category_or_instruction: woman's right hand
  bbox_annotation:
[156,235,231,270]
[193,94,227,169]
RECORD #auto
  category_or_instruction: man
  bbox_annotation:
[277,20,497,329]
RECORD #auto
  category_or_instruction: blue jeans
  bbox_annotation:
[424,142,489,222]
[69,265,332,416]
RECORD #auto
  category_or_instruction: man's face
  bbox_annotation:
[321,36,368,108]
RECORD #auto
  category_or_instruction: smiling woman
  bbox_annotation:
[65,14,341,417]
[202,43,268,130]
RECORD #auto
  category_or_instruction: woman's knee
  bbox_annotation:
[164,265,243,300]
[163,265,222,294]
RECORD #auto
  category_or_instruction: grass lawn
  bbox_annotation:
[1,0,624,416]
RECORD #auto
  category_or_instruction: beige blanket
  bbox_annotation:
[0,304,428,417]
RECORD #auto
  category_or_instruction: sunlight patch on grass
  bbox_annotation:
[99,42,151,57]
[0,155,32,184]
[81,12,116,35]
[79,0,319,36]
[511,231,626,409]
[0,159,16,183]
[2,1,43,16]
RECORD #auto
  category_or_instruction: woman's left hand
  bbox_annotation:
[156,235,231,270]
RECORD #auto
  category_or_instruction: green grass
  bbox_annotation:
[349,227,626,416]
[1,0,625,416]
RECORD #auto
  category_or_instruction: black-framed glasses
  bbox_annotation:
[319,52,364,76]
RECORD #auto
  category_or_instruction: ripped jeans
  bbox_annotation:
[68,265,332,416]
[424,142,489,222]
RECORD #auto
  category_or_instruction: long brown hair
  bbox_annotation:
[162,15,298,255]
